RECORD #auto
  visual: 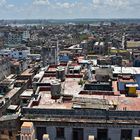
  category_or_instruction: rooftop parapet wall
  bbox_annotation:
[21,107,140,120]
[79,90,114,96]
[28,95,41,108]
[66,74,83,78]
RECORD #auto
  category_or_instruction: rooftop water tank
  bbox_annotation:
[56,66,65,82]
[51,80,61,99]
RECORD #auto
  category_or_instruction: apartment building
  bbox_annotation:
[19,60,140,140]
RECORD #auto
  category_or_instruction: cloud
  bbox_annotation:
[0,0,15,10]
[33,0,50,5]
[0,0,6,6]
[92,0,130,9]
[56,2,76,9]
[6,4,15,8]
[0,0,139,19]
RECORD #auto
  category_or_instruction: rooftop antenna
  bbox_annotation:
[56,39,60,65]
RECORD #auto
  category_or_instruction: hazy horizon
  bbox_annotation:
[1,18,140,20]
[0,0,140,19]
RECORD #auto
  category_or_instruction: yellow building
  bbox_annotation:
[125,84,138,97]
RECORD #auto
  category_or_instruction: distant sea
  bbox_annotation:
[0,18,140,26]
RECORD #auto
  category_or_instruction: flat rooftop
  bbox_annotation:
[7,105,18,111]
[29,89,140,111]
[127,41,140,48]
[21,122,33,128]
[21,68,33,76]
[62,78,82,96]
[41,77,82,96]
[41,76,56,83]
[113,67,140,75]
[76,94,140,111]
[48,67,57,72]
[27,68,140,111]
[20,89,33,98]
[25,61,140,112]
[28,78,140,111]
[33,91,72,109]
[0,88,20,103]
[15,79,29,83]
[0,78,15,85]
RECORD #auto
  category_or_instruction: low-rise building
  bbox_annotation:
[93,42,105,54]
[20,122,35,140]
[19,61,140,140]
[0,47,30,60]
[0,57,11,81]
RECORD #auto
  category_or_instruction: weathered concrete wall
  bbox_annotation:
[34,125,140,140]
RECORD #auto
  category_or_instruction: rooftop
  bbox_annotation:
[20,89,33,98]
[77,94,140,111]
[118,75,135,83]
[7,105,18,111]
[95,68,112,76]
[0,114,19,121]
[127,41,140,48]
[112,67,140,75]
[22,61,140,114]
[62,78,82,96]
[21,68,33,76]
[33,91,72,109]
[28,88,140,111]
[21,122,33,128]
[0,88,20,103]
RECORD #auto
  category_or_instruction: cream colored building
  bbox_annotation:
[20,122,35,140]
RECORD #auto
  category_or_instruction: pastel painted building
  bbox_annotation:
[20,122,35,140]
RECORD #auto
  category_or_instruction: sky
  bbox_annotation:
[0,0,140,19]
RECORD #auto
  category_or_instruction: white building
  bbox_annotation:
[6,32,23,45]
[0,47,30,60]
[22,31,30,41]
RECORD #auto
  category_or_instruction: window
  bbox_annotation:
[73,128,83,140]
[97,129,108,140]
[138,130,140,137]
[19,52,22,55]
[121,129,132,140]
[9,131,13,137]
[1,130,4,134]
[56,127,65,138]
[36,127,46,140]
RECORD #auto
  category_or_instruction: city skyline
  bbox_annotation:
[0,0,139,19]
